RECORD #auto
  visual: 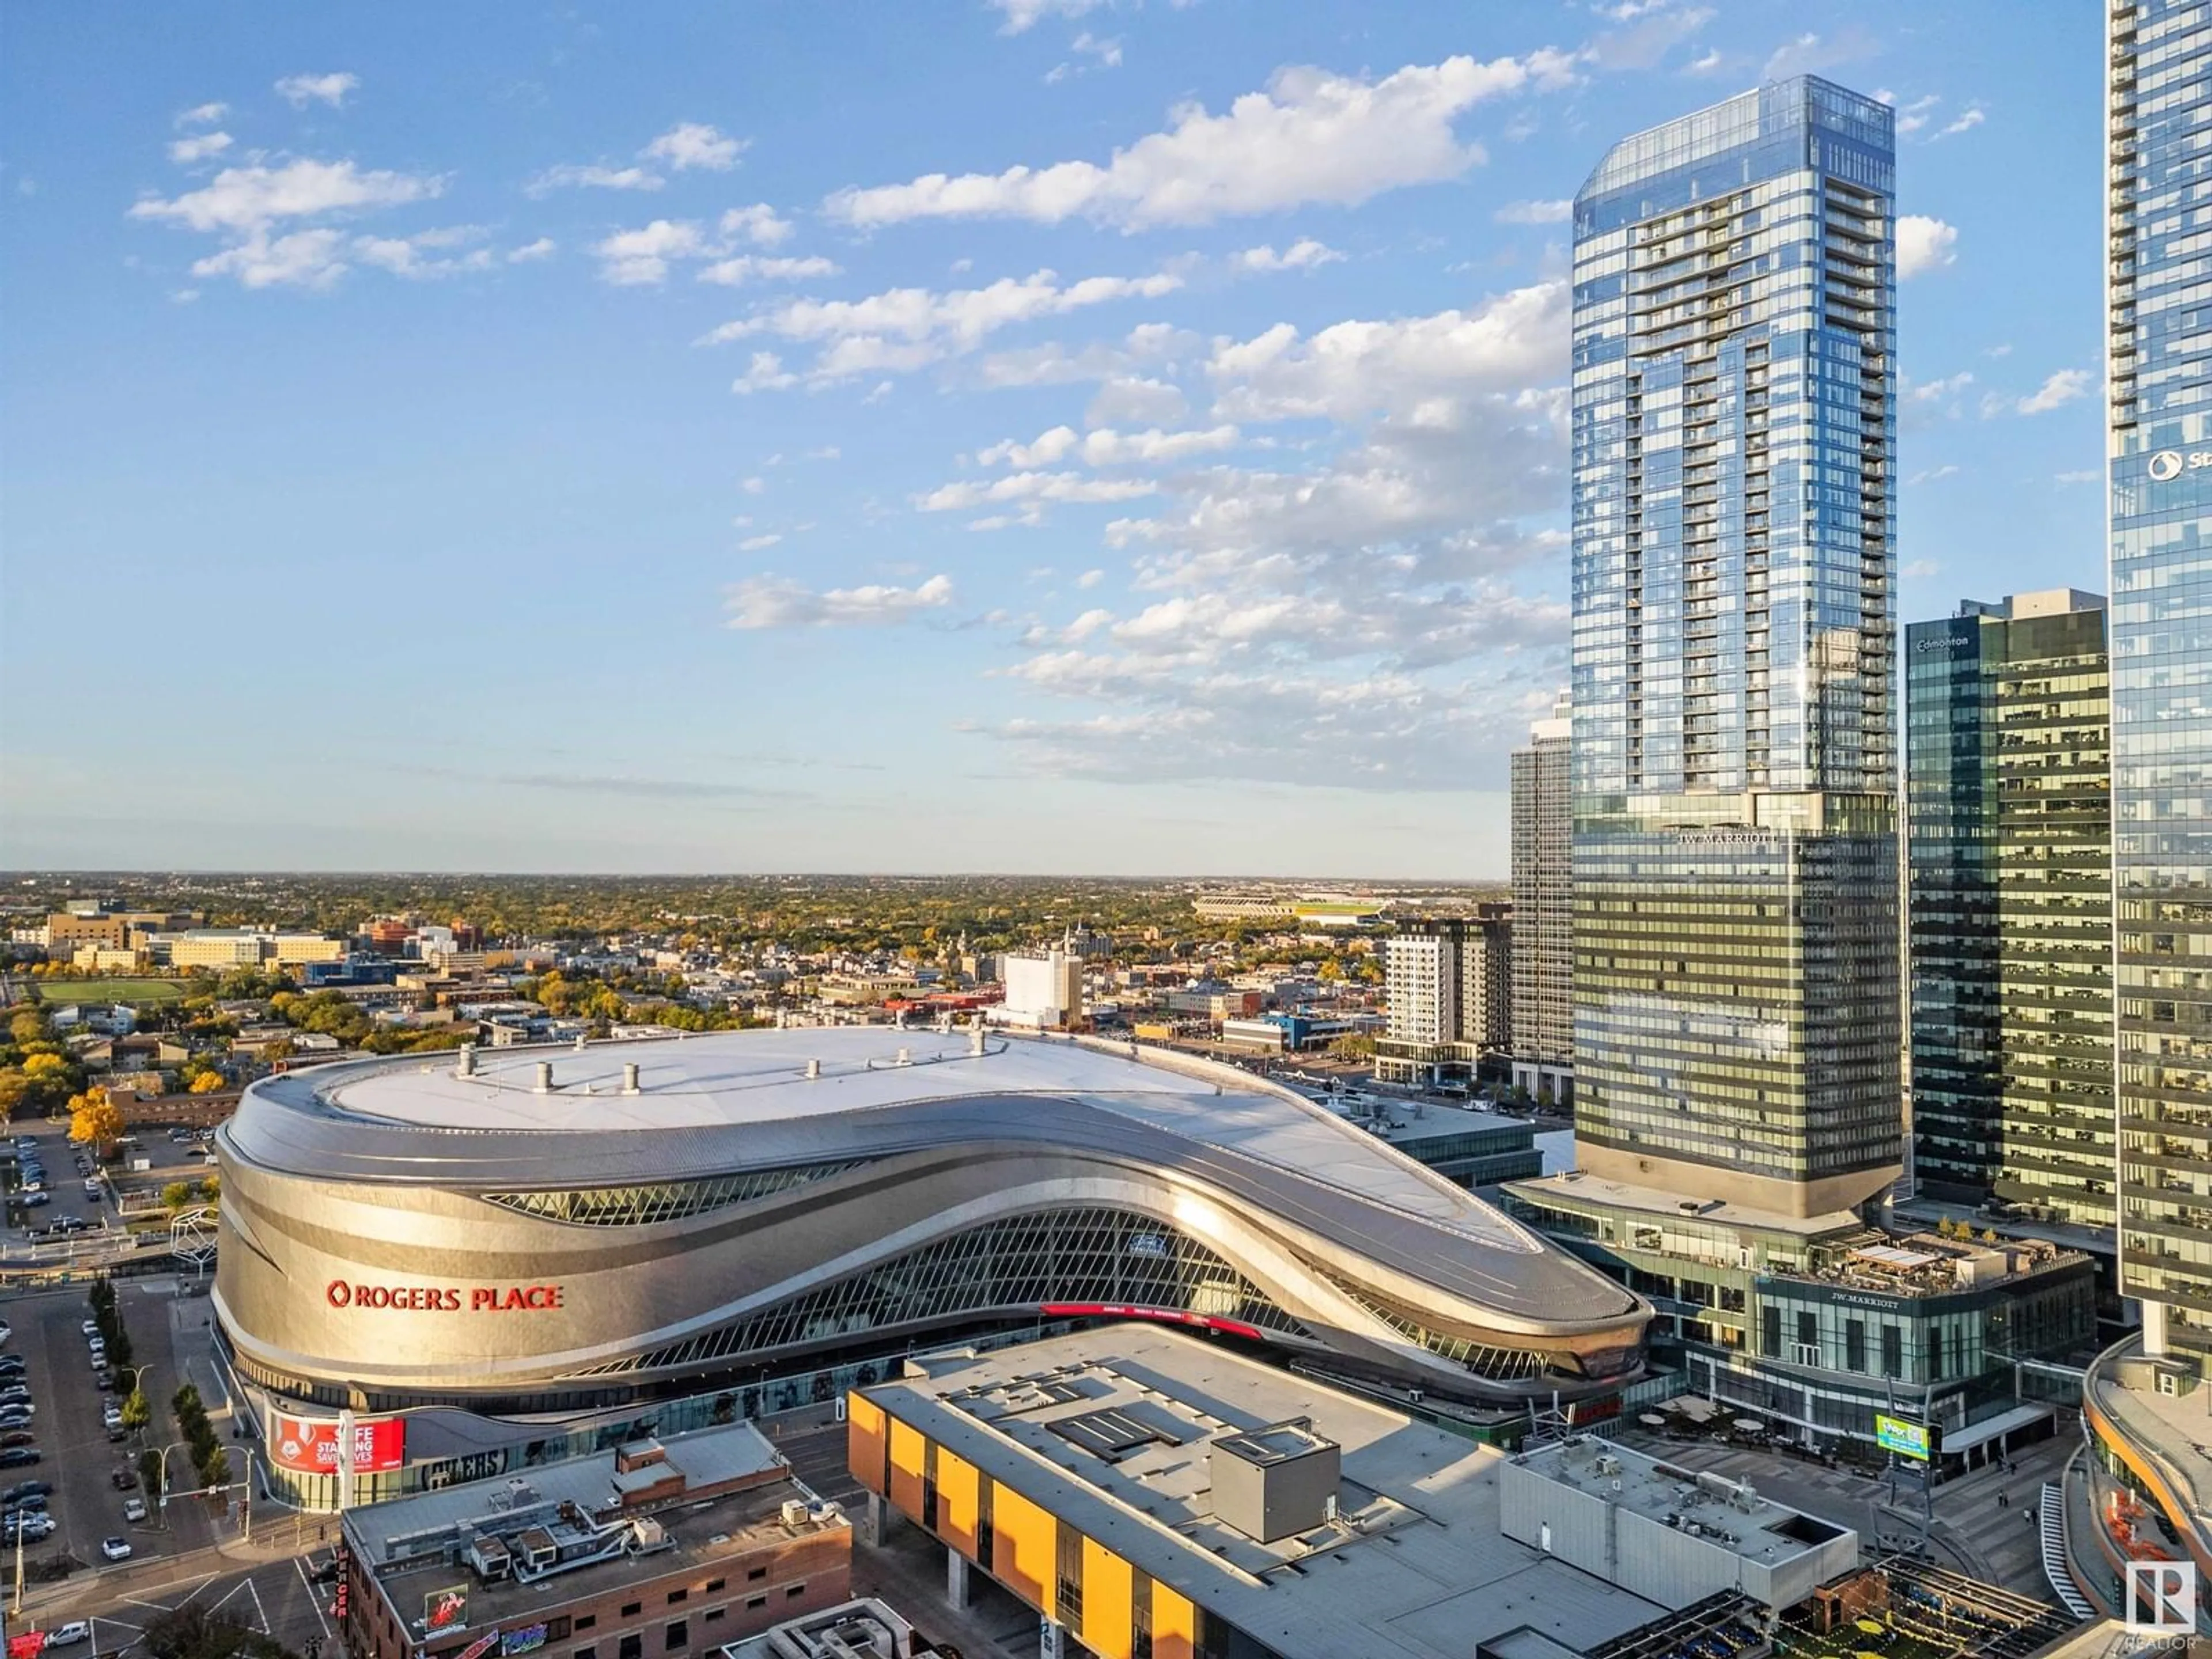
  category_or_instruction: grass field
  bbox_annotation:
[30,978,191,1005]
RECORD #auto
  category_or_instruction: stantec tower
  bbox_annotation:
[1568,77,1902,1219]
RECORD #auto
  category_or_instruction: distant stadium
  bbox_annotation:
[215,1028,1649,1505]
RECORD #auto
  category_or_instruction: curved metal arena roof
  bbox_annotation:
[226,1028,1641,1330]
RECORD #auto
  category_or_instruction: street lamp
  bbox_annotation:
[154,1438,194,1529]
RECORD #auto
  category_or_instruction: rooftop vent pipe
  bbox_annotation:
[456,1044,477,1078]
[896,1047,912,1067]
[805,1059,822,1080]
[622,1062,641,1096]
[970,1025,987,1056]
[533,1062,555,1094]
[574,1033,588,1052]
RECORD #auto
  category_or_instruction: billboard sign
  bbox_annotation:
[421,1585,469,1636]
[271,1412,407,1474]
[1874,1414,1931,1461]
[501,1627,548,1656]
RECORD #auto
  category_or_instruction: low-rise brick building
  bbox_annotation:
[342,1423,850,1659]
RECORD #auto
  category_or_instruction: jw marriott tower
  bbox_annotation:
[1568,78,1902,1219]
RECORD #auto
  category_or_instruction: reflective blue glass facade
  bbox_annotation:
[2109,0,2212,1370]
[1570,78,1902,1218]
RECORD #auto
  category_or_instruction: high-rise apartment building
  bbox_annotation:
[1510,694,1574,1104]
[1906,592,2112,1227]
[1568,77,1900,1218]
[1377,910,1511,1090]
[2109,0,2212,1374]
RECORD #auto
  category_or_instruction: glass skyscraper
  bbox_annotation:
[1906,592,2112,1229]
[2109,0,2212,1373]
[1569,77,1902,1219]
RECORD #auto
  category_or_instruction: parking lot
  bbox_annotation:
[0,1120,232,1594]
[3,1119,211,1270]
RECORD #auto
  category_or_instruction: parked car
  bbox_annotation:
[0,1388,35,1407]
[122,1497,147,1524]
[0,1450,41,1469]
[94,1370,116,1393]
[47,1623,88,1645]
[109,1468,136,1491]
[6,1495,50,1514]
[18,1192,48,1207]
[99,1537,132,1562]
[0,1357,28,1377]
[5,1516,55,1544]
[0,1408,36,1426]
[79,1320,99,1338]
[0,1433,33,1450]
[0,1319,12,1342]
[5,1481,51,1502]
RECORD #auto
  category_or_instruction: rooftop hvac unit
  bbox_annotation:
[781,1498,812,1528]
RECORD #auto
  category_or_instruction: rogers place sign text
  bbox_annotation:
[326,1281,564,1312]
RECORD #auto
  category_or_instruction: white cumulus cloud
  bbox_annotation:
[275,72,359,109]
[593,218,710,286]
[1231,239,1344,273]
[1896,214,1958,278]
[527,163,665,196]
[726,572,955,628]
[1494,198,1571,224]
[2016,368,2092,415]
[825,54,1562,231]
[176,101,229,127]
[988,0,1109,31]
[168,132,234,165]
[700,268,1185,386]
[698,255,841,286]
[128,157,445,287]
[642,122,746,172]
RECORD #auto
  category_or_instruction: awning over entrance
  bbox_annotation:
[1940,1403,2052,1456]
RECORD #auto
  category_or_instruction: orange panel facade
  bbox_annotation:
[887,1417,927,1519]
[1080,1537,1135,1659]
[845,1393,887,1494]
[990,1480,1057,1615]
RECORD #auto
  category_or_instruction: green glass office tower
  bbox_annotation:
[2110,0,2212,1372]
[1570,78,1900,1219]
[1906,593,2113,1228]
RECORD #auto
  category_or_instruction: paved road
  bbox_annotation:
[27,1548,337,1656]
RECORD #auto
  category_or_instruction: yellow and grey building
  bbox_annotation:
[848,1325,1846,1659]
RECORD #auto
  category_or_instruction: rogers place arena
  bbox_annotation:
[215,1028,1650,1507]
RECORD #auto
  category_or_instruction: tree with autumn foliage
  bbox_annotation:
[68,1085,125,1152]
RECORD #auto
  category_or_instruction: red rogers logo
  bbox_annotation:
[325,1280,563,1312]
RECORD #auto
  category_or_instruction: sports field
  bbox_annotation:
[31,978,191,1005]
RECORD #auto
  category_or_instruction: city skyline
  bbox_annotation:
[1,2,2103,876]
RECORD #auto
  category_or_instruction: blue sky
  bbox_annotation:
[0,1,2104,877]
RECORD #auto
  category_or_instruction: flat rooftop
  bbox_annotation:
[347,1422,835,1637]
[864,1326,1674,1659]
[1510,1438,1849,1569]
[1506,1170,1863,1239]
[243,1028,1544,1251]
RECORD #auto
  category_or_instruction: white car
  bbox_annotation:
[99,1536,132,1562]
[100,1410,122,1431]
[47,1625,88,1646]
[122,1496,147,1523]
[0,1320,13,1343]
[80,1320,98,1338]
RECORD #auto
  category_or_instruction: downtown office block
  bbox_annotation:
[1905,590,2114,1232]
